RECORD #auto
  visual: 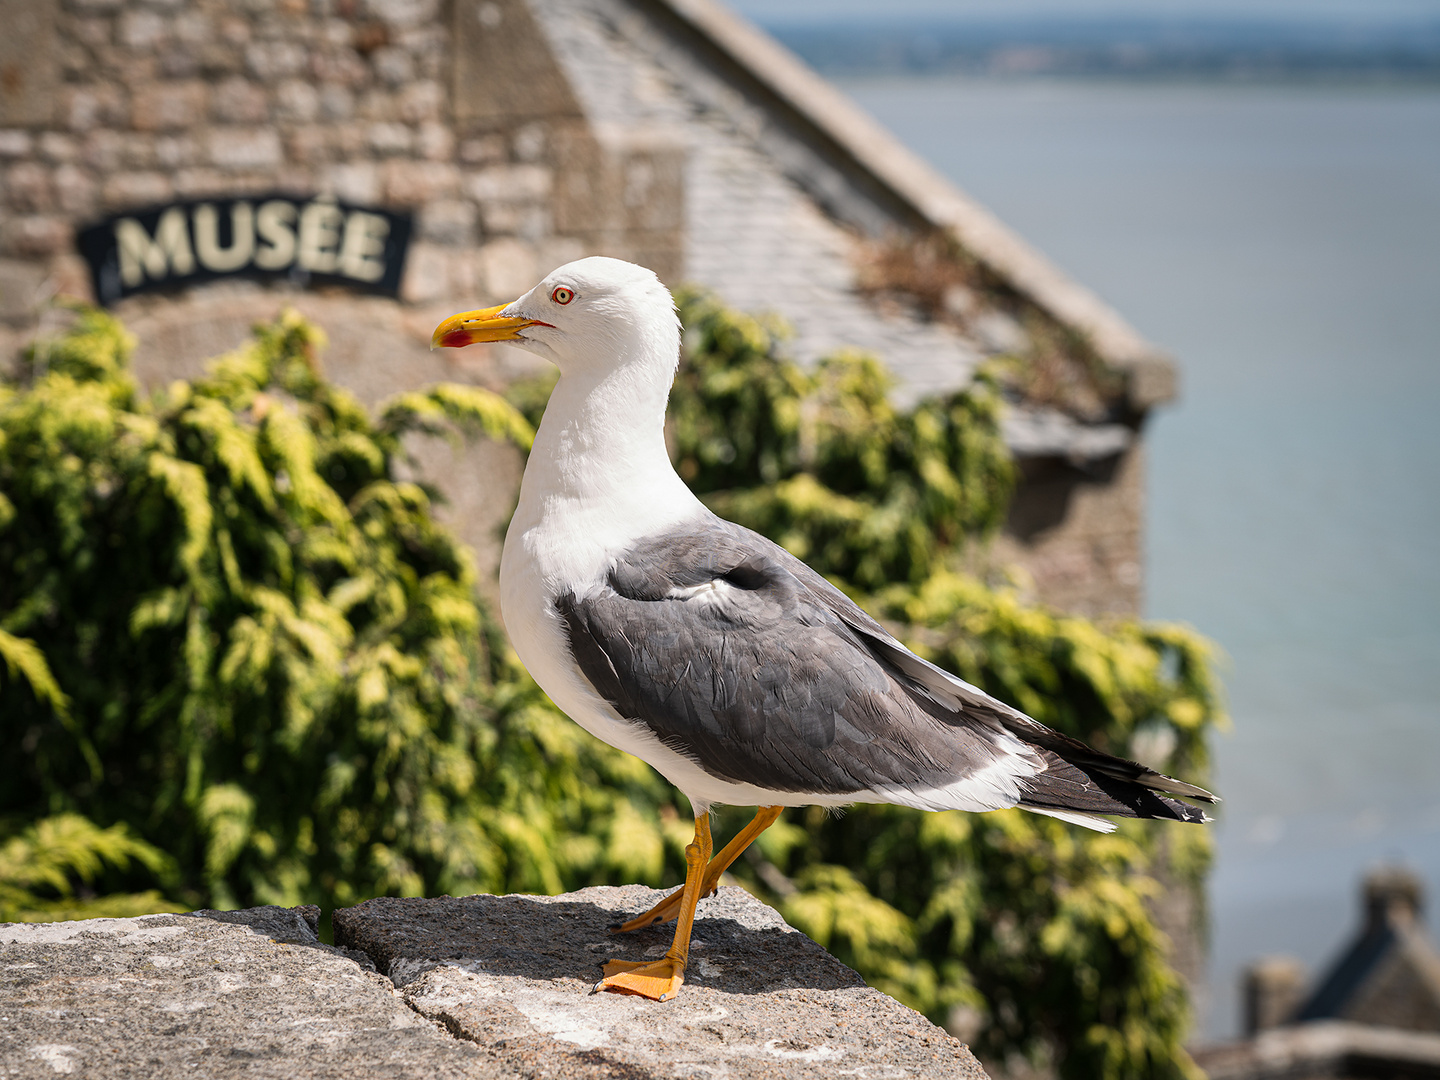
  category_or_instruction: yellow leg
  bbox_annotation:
[594,813,714,1001]
[610,806,784,935]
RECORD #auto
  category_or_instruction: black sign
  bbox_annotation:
[76,195,412,305]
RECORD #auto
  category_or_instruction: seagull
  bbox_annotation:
[432,256,1215,1002]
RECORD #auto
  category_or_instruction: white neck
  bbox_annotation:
[503,339,705,594]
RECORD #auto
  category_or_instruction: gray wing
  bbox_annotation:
[556,517,1025,797]
[764,533,1218,809]
[559,515,1214,820]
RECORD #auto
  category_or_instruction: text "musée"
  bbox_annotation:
[77,196,413,305]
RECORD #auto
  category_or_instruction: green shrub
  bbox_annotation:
[0,309,668,914]
[2,299,1222,1080]
[0,813,185,922]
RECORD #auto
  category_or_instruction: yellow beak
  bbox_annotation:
[431,302,551,349]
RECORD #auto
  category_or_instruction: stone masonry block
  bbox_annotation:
[62,84,125,132]
[82,130,124,172]
[68,14,113,48]
[308,46,368,87]
[512,121,546,163]
[59,42,92,82]
[474,237,538,299]
[36,132,76,163]
[101,170,173,208]
[131,80,208,131]
[477,201,548,240]
[286,125,334,165]
[367,0,443,31]
[53,164,98,216]
[372,46,416,88]
[319,85,356,121]
[212,77,268,124]
[3,215,67,257]
[275,79,321,123]
[118,8,168,49]
[157,47,199,81]
[325,162,382,205]
[48,250,94,304]
[172,9,217,46]
[155,134,201,169]
[208,128,283,170]
[0,130,33,158]
[416,199,479,245]
[245,40,307,80]
[465,163,551,204]
[0,257,48,321]
[399,24,447,76]
[4,163,54,213]
[399,240,452,304]
[368,121,412,156]
[458,135,505,165]
[172,167,232,200]
[415,121,454,161]
[383,159,460,204]
[397,80,443,123]
[1125,354,1179,410]
[4,894,989,1077]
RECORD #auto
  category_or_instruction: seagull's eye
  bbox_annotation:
[551,286,574,305]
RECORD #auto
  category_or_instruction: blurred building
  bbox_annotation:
[1195,868,1440,1079]
[0,0,1177,620]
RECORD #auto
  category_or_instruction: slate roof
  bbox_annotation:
[1194,870,1440,1080]
[533,0,1174,451]
[1295,868,1440,1033]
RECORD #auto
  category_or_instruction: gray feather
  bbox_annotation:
[558,515,1214,822]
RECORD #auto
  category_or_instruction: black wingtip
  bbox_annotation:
[1021,748,1217,825]
[1136,771,1219,804]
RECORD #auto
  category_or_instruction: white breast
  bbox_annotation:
[496,441,725,795]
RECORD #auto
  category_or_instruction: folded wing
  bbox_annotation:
[558,517,1214,828]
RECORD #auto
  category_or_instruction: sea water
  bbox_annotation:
[838,76,1440,1040]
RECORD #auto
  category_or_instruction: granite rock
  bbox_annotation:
[0,911,491,1079]
[335,884,990,1079]
[2,888,988,1078]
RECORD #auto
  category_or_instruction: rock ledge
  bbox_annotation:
[2,885,988,1079]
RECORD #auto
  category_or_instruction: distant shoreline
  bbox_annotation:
[764,16,1440,83]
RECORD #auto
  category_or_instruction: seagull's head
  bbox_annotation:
[431,256,679,377]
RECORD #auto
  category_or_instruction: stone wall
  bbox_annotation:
[997,446,1147,618]
[0,0,1161,616]
[0,0,679,605]
[0,0,684,305]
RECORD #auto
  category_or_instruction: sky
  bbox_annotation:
[731,0,1440,23]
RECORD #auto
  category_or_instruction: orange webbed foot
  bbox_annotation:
[594,957,685,1001]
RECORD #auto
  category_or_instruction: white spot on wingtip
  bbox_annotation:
[666,579,734,604]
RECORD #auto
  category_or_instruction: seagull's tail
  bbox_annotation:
[1003,706,1218,834]
[1014,745,1213,833]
